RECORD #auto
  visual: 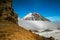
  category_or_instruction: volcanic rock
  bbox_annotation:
[0,0,18,24]
[22,12,50,21]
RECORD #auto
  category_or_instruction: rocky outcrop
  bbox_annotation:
[0,0,54,40]
[0,21,44,40]
[0,0,18,24]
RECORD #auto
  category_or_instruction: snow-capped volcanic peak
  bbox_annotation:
[23,12,34,19]
[22,12,50,21]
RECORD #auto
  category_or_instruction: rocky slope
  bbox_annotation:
[22,12,50,21]
[0,0,54,40]
[0,0,18,24]
[0,21,45,40]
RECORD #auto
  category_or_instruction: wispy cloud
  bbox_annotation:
[46,16,60,21]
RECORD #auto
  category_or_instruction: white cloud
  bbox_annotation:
[46,16,60,21]
[18,17,21,20]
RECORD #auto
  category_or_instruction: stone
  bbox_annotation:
[0,0,18,24]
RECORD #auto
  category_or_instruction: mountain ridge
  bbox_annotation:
[22,12,50,21]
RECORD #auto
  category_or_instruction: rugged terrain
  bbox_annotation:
[0,21,45,40]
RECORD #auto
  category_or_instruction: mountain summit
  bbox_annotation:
[22,12,50,21]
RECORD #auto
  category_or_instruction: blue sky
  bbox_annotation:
[12,0,60,21]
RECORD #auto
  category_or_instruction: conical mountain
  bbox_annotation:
[22,12,50,21]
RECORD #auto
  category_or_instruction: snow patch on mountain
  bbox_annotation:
[22,12,50,21]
